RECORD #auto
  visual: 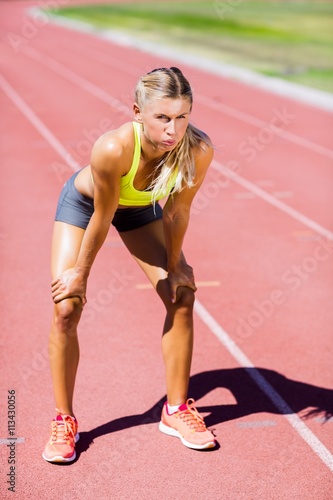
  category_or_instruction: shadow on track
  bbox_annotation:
[74,367,333,461]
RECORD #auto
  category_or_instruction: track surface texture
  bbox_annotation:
[1,1,333,499]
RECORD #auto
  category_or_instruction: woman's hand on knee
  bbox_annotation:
[168,262,197,304]
[51,268,87,305]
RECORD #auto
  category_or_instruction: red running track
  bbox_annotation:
[1,1,333,499]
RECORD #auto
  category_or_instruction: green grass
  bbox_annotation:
[48,1,333,93]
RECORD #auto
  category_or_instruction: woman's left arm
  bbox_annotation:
[163,141,214,302]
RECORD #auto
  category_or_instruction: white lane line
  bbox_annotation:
[0,75,80,172]
[22,45,132,117]
[67,40,141,78]
[195,94,333,161]
[194,299,333,472]
[212,160,333,242]
[21,44,333,161]
[3,73,333,472]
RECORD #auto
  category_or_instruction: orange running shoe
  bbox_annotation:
[159,398,216,450]
[42,410,79,463]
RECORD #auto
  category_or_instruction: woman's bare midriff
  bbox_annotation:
[73,165,153,211]
[74,165,94,198]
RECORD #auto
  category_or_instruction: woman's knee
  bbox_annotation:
[53,297,82,331]
[165,286,195,313]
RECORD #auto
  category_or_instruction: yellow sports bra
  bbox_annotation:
[118,122,178,206]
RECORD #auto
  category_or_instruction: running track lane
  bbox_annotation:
[1,2,332,499]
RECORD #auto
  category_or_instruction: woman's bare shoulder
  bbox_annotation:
[93,122,134,154]
[91,121,135,175]
[193,135,214,162]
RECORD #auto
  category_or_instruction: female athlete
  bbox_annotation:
[42,67,216,463]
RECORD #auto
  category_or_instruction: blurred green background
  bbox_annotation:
[49,1,333,93]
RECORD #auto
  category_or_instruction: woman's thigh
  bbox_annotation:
[119,219,171,302]
[51,221,86,280]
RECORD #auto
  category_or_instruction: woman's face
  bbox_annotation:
[134,97,192,154]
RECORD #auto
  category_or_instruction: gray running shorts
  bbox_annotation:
[54,171,163,232]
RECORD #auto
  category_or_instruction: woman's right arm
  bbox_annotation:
[51,135,124,304]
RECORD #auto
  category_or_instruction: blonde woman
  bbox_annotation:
[43,67,216,463]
